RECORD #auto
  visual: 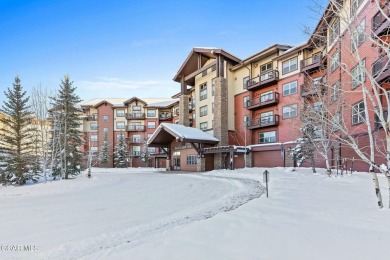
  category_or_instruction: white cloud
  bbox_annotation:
[76,77,171,91]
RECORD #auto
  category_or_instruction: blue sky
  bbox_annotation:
[0,0,327,103]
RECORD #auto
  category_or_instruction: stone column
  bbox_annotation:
[179,95,190,126]
[245,152,253,168]
[213,77,229,169]
[166,159,171,171]
[197,157,205,172]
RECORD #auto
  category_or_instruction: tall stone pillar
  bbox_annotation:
[197,157,205,172]
[245,152,252,168]
[213,77,229,169]
[179,95,190,126]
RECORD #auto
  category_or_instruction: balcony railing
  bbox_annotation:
[159,113,172,121]
[126,137,144,143]
[300,53,322,73]
[246,70,279,91]
[246,92,279,110]
[131,151,141,157]
[127,125,146,131]
[87,115,98,121]
[372,2,390,36]
[372,54,390,83]
[126,113,145,120]
[247,115,279,130]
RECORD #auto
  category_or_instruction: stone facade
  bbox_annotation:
[197,157,206,172]
[179,95,190,126]
[213,77,228,169]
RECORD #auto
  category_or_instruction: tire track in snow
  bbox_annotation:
[43,175,264,259]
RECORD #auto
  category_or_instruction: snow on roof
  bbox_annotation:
[79,98,174,107]
[146,99,179,108]
[147,123,219,145]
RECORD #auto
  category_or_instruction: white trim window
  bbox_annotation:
[90,135,98,142]
[200,122,208,130]
[331,82,341,101]
[330,52,340,73]
[90,123,98,130]
[351,0,364,16]
[116,121,125,129]
[329,19,339,44]
[200,105,208,117]
[200,83,207,100]
[282,57,298,74]
[186,155,197,165]
[351,19,365,52]
[352,101,365,125]
[147,121,156,129]
[132,105,141,111]
[147,109,156,117]
[283,104,298,119]
[352,60,366,88]
[261,91,274,103]
[243,96,250,107]
[260,111,274,124]
[116,110,125,117]
[282,81,297,96]
[259,131,276,144]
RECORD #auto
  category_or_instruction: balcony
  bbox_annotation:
[127,125,146,132]
[300,53,322,73]
[246,92,279,111]
[126,113,145,120]
[246,70,279,91]
[247,115,279,130]
[372,3,390,37]
[159,113,172,121]
[301,79,326,98]
[372,54,390,83]
[87,115,98,121]
[126,136,144,144]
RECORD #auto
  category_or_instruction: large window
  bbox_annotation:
[351,20,365,52]
[259,131,276,144]
[147,121,156,129]
[132,146,141,156]
[200,83,207,100]
[330,52,340,73]
[131,134,141,142]
[147,109,156,117]
[352,101,365,125]
[200,105,208,117]
[282,57,298,74]
[200,122,208,130]
[90,135,98,142]
[261,62,272,73]
[186,155,197,165]
[132,105,141,111]
[243,76,250,89]
[351,0,363,16]
[116,110,125,117]
[116,121,125,129]
[283,104,298,119]
[329,19,339,44]
[352,60,366,89]
[282,81,297,96]
[261,111,274,124]
[261,91,274,102]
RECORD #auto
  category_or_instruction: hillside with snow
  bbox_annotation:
[0,167,389,259]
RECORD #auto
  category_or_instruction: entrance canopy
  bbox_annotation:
[147,123,219,147]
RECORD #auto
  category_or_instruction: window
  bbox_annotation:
[200,122,208,130]
[117,133,125,141]
[132,106,141,111]
[147,147,156,153]
[90,135,98,142]
[103,115,108,122]
[103,127,108,134]
[147,121,156,129]
[282,81,297,96]
[90,146,98,152]
[282,57,298,74]
[329,19,340,44]
[243,96,250,107]
[90,123,97,130]
[212,78,215,96]
[243,115,250,127]
[352,60,366,88]
[116,110,125,117]
[243,76,250,89]
[116,122,125,129]
[147,109,156,117]
[131,134,141,142]
[283,104,298,119]
[261,91,274,102]
[132,146,141,156]
[259,131,276,143]
[331,114,341,132]
[351,20,365,52]
[147,133,153,139]
[175,107,179,116]
[200,83,207,100]
[261,62,272,72]
[330,52,340,73]
[352,101,365,125]
[351,0,363,16]
[261,111,274,124]
[186,155,197,165]
[331,82,341,101]
[200,105,208,117]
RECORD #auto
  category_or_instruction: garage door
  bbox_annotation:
[253,150,283,168]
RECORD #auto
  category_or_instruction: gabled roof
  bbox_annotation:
[146,99,179,108]
[80,98,128,107]
[173,47,241,84]
[147,123,219,147]
[123,97,147,105]
[92,100,114,108]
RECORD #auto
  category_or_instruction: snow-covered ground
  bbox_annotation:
[0,167,389,259]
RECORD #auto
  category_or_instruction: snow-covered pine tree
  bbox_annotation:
[0,76,36,185]
[99,131,109,167]
[49,75,82,179]
[114,132,128,168]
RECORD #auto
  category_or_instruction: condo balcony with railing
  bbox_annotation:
[127,125,146,131]
[246,92,279,110]
[246,70,279,91]
[126,112,146,120]
[301,78,326,98]
[300,53,322,73]
[247,115,279,130]
[372,54,390,83]
[159,113,172,121]
[372,2,390,37]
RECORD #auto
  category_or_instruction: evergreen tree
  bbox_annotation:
[0,76,36,185]
[99,132,109,167]
[114,132,128,168]
[50,75,82,179]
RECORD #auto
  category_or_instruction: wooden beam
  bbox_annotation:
[184,60,217,82]
[160,147,168,155]
[190,143,200,154]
